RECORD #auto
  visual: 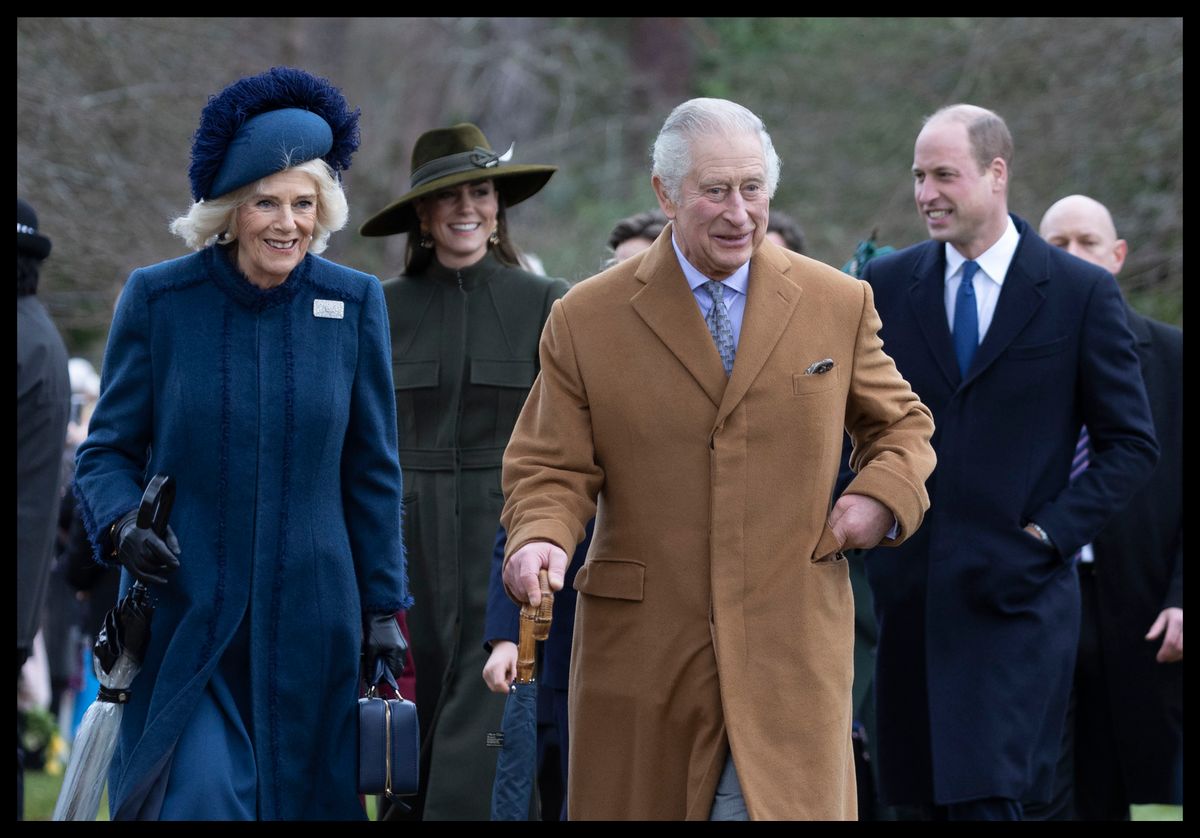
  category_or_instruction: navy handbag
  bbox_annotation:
[358,660,419,798]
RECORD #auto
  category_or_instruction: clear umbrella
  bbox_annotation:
[53,475,173,821]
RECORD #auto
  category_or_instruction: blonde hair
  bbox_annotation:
[169,158,348,253]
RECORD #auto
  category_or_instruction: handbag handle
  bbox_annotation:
[366,657,401,699]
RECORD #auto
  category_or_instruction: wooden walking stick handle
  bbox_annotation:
[515,569,554,684]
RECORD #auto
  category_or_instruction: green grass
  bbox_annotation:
[1132,805,1183,821]
[23,770,108,821]
[22,767,1178,821]
[23,768,384,821]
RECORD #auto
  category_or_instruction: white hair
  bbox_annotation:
[169,158,348,253]
[651,98,781,203]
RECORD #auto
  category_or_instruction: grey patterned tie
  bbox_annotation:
[704,280,736,376]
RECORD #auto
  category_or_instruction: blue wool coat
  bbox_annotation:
[75,246,410,820]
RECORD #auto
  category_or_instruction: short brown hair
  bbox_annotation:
[926,104,1013,173]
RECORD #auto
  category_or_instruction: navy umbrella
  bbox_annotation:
[53,475,174,821]
[490,570,553,821]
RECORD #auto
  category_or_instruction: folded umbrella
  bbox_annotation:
[53,475,174,821]
[490,569,553,821]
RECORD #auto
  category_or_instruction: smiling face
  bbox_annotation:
[234,169,318,289]
[912,117,1008,260]
[414,179,499,270]
[653,131,768,281]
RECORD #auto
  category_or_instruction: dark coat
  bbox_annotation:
[382,251,568,820]
[859,215,1159,806]
[17,294,71,657]
[74,246,409,819]
[1086,308,1182,803]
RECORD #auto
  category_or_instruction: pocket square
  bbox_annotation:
[805,358,835,375]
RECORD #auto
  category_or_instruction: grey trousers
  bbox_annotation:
[709,751,749,821]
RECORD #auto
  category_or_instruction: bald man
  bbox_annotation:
[1034,195,1182,820]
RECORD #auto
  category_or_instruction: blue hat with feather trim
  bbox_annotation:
[188,67,360,201]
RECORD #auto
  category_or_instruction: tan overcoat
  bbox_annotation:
[501,229,936,819]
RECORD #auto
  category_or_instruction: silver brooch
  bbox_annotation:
[313,299,344,320]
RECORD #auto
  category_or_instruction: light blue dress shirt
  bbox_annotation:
[671,234,750,347]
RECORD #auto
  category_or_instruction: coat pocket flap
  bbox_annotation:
[811,523,846,563]
[1004,336,1069,360]
[470,358,536,388]
[574,558,645,601]
[393,360,439,389]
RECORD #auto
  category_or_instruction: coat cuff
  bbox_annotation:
[844,463,928,546]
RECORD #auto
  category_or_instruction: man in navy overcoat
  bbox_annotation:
[857,105,1159,820]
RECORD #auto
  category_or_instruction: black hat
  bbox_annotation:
[17,198,51,260]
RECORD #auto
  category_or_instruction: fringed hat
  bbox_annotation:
[188,67,361,202]
[359,123,555,237]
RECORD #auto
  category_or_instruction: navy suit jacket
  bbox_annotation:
[858,215,1158,806]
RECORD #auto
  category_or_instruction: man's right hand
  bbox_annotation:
[503,540,568,606]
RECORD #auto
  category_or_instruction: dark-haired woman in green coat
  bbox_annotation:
[361,123,567,820]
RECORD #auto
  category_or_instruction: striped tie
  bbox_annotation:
[1071,427,1090,483]
[704,280,736,376]
[1070,427,1090,563]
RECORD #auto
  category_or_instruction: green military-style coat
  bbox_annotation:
[382,250,568,819]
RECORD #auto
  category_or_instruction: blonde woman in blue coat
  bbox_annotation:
[74,67,410,820]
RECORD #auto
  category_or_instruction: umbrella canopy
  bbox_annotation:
[490,570,553,821]
[53,475,174,821]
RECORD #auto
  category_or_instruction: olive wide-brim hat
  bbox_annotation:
[359,123,556,237]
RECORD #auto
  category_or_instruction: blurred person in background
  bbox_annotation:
[17,196,71,820]
[1026,195,1181,820]
[764,210,807,255]
[605,209,667,266]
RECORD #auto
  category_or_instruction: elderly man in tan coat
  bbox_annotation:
[501,98,936,820]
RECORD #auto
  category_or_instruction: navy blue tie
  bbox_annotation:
[953,260,980,377]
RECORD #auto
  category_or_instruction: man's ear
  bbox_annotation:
[989,157,1008,194]
[651,175,677,220]
[1111,239,1128,275]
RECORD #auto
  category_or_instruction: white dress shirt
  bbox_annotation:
[943,216,1020,342]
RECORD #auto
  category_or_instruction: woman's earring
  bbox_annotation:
[488,229,500,246]
[419,228,434,249]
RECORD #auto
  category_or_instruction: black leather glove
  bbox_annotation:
[111,509,181,585]
[363,612,408,680]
